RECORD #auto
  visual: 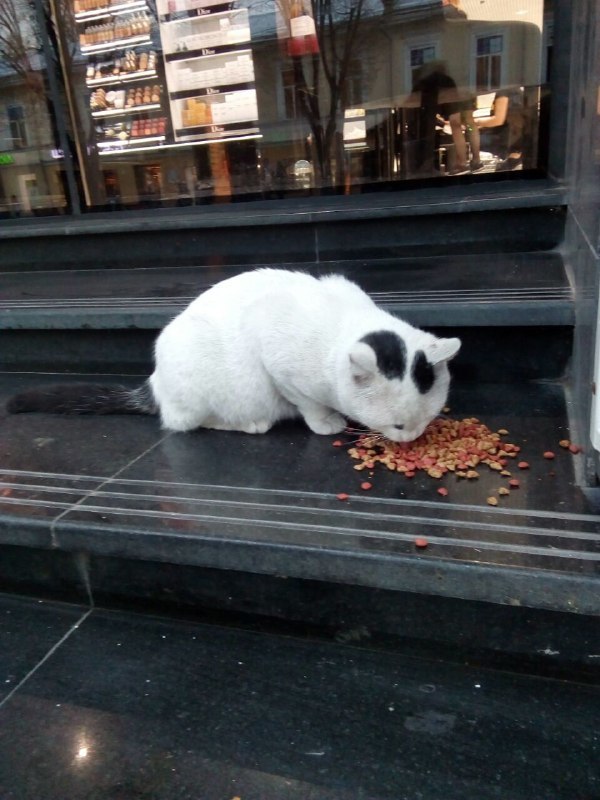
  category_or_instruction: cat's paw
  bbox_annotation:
[242,420,272,434]
[304,411,346,435]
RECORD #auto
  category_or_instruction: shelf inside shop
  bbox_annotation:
[81,34,151,54]
[161,5,238,22]
[92,103,161,117]
[86,69,158,87]
[158,0,236,15]
[162,7,245,24]
[74,0,148,21]
[97,134,166,150]
[164,44,250,62]
[169,81,253,100]
[174,125,259,141]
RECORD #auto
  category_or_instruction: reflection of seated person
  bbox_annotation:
[409,61,468,175]
[475,87,524,171]
[437,99,482,173]
[410,61,479,176]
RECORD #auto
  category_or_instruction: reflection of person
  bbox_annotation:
[475,87,524,171]
[411,61,472,176]
[442,95,483,173]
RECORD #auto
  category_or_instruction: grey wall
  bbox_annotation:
[563,0,600,482]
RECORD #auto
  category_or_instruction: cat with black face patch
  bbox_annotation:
[8,269,460,442]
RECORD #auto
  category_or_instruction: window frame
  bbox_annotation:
[471,28,508,92]
[403,36,441,92]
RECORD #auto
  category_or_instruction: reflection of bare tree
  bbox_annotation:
[0,0,43,94]
[283,0,366,183]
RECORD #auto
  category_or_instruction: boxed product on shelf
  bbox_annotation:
[209,89,257,124]
[181,98,211,127]
[170,52,254,92]
[161,11,250,54]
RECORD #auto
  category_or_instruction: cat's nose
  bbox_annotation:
[394,424,404,431]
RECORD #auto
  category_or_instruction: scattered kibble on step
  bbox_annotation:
[543,451,555,460]
[414,537,429,548]
[498,487,510,496]
[517,461,530,469]
[360,481,372,491]
[508,479,520,488]
[569,444,581,454]
[559,439,570,448]
[437,487,449,497]
[487,496,498,506]
[332,440,344,447]
[336,493,349,501]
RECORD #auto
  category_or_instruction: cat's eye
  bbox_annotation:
[394,424,404,431]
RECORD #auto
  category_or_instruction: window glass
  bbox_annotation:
[0,0,69,216]
[49,0,549,209]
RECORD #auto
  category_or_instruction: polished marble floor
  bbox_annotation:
[0,592,598,800]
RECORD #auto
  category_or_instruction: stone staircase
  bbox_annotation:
[0,180,598,681]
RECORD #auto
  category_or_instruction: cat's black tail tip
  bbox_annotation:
[5,382,157,416]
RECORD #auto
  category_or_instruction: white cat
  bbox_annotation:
[8,269,460,443]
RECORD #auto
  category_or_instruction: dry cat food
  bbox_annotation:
[347,417,521,479]
[335,417,582,506]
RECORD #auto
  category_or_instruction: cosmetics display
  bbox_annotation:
[75,0,169,152]
[75,0,259,152]
[156,0,259,142]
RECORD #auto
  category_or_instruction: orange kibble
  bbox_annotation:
[360,481,372,490]
[543,451,555,459]
[414,537,429,548]
[518,461,530,469]
[569,444,581,454]
[344,417,526,503]
[508,479,520,488]
[336,493,349,501]
[437,487,449,497]
[332,440,344,447]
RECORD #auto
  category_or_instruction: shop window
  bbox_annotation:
[7,105,28,149]
[475,34,504,91]
[44,0,551,208]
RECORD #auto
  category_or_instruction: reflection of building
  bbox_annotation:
[0,0,552,209]
[0,0,68,215]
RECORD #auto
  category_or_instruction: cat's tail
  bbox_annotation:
[6,380,158,416]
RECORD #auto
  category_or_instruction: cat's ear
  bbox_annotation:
[425,337,461,365]
[349,342,378,381]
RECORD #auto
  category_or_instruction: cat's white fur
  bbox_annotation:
[150,269,460,442]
